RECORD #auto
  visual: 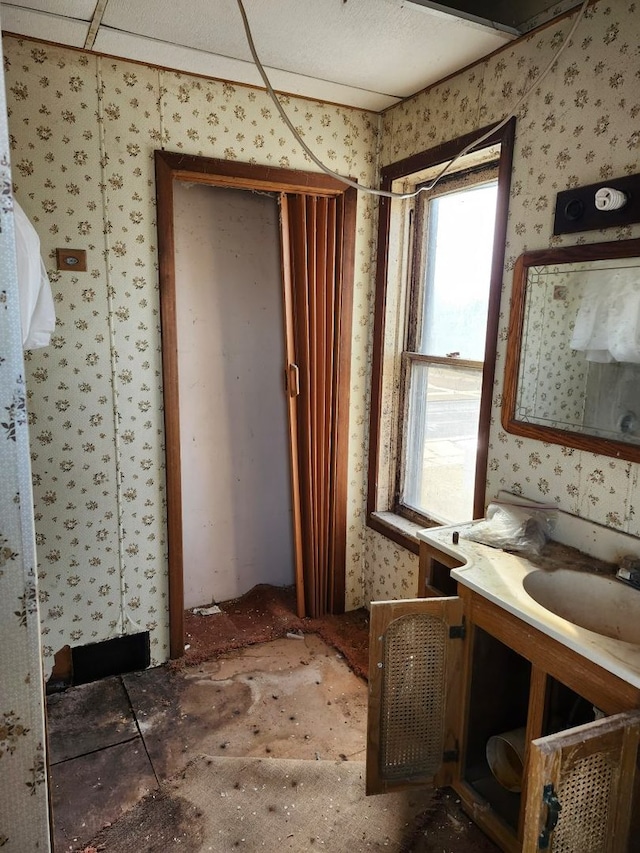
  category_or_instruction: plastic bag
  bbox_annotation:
[460,500,556,556]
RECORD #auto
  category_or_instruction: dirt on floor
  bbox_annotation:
[62,584,500,853]
[181,584,370,679]
[81,789,205,853]
[81,784,499,853]
[175,584,500,853]
[405,789,505,852]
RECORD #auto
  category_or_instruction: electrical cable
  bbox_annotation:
[235,0,590,200]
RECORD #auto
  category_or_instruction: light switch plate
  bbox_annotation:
[56,248,87,272]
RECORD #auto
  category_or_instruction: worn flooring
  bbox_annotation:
[47,585,500,853]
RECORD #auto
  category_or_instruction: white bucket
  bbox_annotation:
[486,727,527,792]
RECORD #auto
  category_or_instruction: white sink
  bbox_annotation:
[522,569,640,645]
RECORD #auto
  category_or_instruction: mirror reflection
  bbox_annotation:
[518,258,640,441]
[503,239,640,461]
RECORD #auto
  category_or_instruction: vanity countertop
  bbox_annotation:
[418,522,640,690]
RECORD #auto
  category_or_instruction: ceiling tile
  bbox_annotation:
[1,0,516,109]
[2,0,95,20]
[100,0,511,98]
[93,27,400,111]
[0,4,89,45]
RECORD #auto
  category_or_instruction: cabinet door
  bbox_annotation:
[366,596,465,795]
[522,710,640,853]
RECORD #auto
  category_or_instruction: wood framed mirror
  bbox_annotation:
[502,238,640,462]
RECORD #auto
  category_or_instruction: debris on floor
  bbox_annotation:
[87,756,434,853]
[49,632,368,851]
[45,584,499,853]
[181,584,370,679]
[285,629,304,640]
[191,605,222,616]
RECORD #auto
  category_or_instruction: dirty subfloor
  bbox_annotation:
[47,585,500,853]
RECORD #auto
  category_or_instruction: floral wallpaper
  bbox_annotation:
[3,0,640,676]
[365,0,640,601]
[517,265,587,427]
[0,24,50,850]
[4,3,640,847]
[3,36,379,662]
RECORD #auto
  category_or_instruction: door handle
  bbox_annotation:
[288,363,300,397]
[538,783,562,849]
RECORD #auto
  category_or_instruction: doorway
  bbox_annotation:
[173,182,294,608]
[155,152,357,657]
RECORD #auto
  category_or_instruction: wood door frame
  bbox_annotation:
[155,150,356,658]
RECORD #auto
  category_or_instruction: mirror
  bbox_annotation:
[502,238,640,462]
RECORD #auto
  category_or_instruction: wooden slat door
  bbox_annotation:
[522,710,640,852]
[155,150,357,656]
[278,194,306,618]
[366,596,465,795]
[281,192,353,618]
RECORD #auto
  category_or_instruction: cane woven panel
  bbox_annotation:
[380,613,446,781]
[552,752,613,852]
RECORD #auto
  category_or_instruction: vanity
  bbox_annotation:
[366,504,640,852]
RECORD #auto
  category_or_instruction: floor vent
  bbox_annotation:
[47,632,151,690]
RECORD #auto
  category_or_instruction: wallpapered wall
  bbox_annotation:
[0,30,50,849]
[3,3,639,849]
[518,268,587,427]
[3,1,640,670]
[2,39,379,668]
[363,0,640,602]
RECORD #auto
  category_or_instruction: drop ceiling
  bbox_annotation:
[0,0,578,110]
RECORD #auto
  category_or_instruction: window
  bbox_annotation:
[399,171,498,524]
[367,121,515,551]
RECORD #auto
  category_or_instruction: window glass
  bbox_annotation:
[403,361,482,523]
[419,183,498,360]
[400,177,498,525]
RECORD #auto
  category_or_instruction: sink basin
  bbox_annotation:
[522,569,640,644]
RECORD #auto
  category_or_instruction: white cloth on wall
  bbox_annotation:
[13,198,55,349]
[570,269,640,364]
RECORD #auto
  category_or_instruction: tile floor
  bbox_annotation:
[46,587,500,853]
[48,634,369,852]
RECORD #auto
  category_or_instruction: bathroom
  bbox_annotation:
[2,1,640,849]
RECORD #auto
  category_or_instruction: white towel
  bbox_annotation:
[13,198,56,349]
[570,269,640,364]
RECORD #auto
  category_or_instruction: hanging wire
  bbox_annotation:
[235,0,590,200]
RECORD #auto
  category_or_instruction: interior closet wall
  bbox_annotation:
[174,182,294,608]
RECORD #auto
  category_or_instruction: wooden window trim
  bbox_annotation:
[395,167,496,524]
[366,119,516,550]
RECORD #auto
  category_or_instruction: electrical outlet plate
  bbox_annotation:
[554,173,640,235]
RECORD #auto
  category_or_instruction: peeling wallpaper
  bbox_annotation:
[364,0,640,602]
[0,30,50,849]
[3,0,640,667]
[3,38,379,667]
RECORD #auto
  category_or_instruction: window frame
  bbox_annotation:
[367,119,516,553]
[395,166,499,525]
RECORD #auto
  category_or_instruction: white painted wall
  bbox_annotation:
[174,183,295,608]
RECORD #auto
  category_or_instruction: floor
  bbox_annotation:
[47,585,500,853]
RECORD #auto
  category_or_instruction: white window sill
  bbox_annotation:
[369,511,430,552]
